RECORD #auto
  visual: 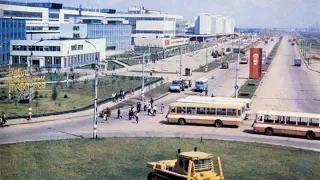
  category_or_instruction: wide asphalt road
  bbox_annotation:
[1,36,319,152]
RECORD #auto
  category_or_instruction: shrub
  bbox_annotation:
[39,94,43,98]
[34,91,39,99]
[35,101,40,107]
[64,94,68,98]
[51,86,58,101]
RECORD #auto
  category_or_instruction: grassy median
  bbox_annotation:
[0,138,319,180]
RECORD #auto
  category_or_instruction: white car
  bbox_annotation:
[150,67,159,72]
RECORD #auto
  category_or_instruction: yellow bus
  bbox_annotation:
[252,110,320,140]
[177,96,251,119]
[166,102,246,127]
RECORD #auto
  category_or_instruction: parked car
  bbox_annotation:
[240,57,248,64]
[221,61,229,69]
[150,67,159,72]
[226,48,231,52]
[294,59,301,67]
[169,80,184,92]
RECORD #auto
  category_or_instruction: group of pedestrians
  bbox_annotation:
[112,89,127,103]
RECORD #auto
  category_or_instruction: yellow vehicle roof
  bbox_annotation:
[180,151,213,159]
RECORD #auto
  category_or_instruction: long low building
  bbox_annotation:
[10,38,106,69]
[134,37,189,48]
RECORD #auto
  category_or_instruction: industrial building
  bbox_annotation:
[106,6,185,38]
[10,38,106,69]
[134,37,189,48]
[0,18,26,65]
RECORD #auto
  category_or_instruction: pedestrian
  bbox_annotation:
[161,103,164,114]
[103,110,108,121]
[135,111,139,124]
[147,103,152,116]
[129,88,132,96]
[112,92,116,102]
[211,93,215,97]
[132,88,135,95]
[117,108,122,119]
[128,109,132,120]
[136,102,140,112]
[143,101,147,111]
[153,105,158,116]
[205,89,208,96]
[150,97,154,107]
[113,66,115,71]
[2,112,6,125]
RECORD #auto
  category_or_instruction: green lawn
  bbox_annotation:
[0,138,319,180]
[0,76,159,118]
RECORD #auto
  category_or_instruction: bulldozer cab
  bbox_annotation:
[174,148,223,179]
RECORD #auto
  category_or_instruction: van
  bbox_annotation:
[294,59,301,67]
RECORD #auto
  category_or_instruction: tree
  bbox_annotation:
[51,86,58,101]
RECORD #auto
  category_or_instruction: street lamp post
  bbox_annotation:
[85,40,99,139]
[141,53,145,100]
[179,45,182,79]
[235,38,240,98]
[28,39,43,120]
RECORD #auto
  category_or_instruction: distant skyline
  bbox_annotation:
[15,0,320,28]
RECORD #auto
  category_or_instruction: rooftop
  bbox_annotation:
[0,0,116,13]
[179,151,213,159]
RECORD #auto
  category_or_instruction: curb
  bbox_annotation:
[6,90,172,126]
[297,46,320,74]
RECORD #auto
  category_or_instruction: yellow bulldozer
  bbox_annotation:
[147,147,224,180]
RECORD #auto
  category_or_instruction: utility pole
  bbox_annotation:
[141,54,145,100]
[28,52,33,120]
[179,45,182,79]
[205,45,208,72]
[235,39,240,98]
[85,40,98,139]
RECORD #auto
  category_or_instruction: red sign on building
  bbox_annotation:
[249,48,262,79]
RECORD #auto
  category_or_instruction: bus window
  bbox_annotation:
[177,107,186,114]
[227,109,236,116]
[197,108,206,115]
[207,108,216,115]
[298,117,308,126]
[238,110,241,116]
[264,115,274,123]
[217,108,226,116]
[309,118,320,127]
[171,107,176,113]
[187,107,196,114]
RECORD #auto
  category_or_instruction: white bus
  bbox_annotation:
[194,78,208,92]
[177,96,251,119]
[252,110,320,140]
[166,101,246,127]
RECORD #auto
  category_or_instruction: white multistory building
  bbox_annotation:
[106,6,185,38]
[194,13,234,35]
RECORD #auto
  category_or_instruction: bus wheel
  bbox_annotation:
[306,131,315,140]
[215,120,223,127]
[265,128,274,136]
[178,118,186,125]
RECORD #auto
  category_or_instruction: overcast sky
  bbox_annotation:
[19,0,320,28]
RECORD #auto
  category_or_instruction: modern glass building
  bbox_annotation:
[0,18,26,65]
[60,23,132,51]
[87,24,132,51]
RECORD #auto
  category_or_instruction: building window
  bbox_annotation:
[49,27,59,30]
[4,10,42,18]
[21,56,27,65]
[71,45,77,51]
[12,56,19,64]
[54,57,61,64]
[73,33,80,38]
[73,26,80,31]
[45,56,52,65]
[49,13,59,19]
[78,45,83,50]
